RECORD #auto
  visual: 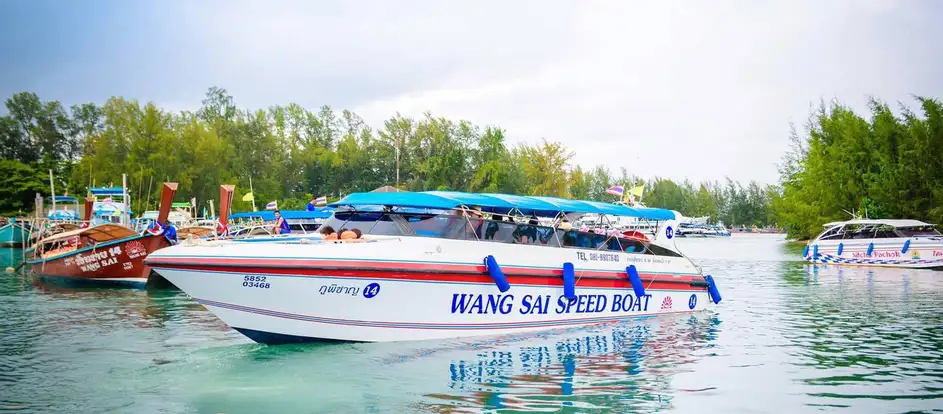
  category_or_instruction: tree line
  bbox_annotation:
[0,87,775,227]
[772,95,943,239]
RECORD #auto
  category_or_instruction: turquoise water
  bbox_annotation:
[1,235,942,413]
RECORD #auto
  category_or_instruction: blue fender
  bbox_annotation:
[867,242,874,256]
[837,242,844,256]
[902,240,911,254]
[562,262,576,299]
[705,275,722,304]
[483,255,510,293]
[803,244,810,258]
[813,244,819,260]
[625,265,645,298]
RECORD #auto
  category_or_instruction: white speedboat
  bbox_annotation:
[144,191,722,344]
[804,219,943,269]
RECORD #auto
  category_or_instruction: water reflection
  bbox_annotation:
[784,264,943,410]
[4,235,943,413]
[415,314,721,412]
[0,254,239,413]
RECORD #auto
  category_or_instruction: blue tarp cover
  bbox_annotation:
[89,187,126,196]
[329,191,677,220]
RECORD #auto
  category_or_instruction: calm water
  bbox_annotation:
[1,235,942,413]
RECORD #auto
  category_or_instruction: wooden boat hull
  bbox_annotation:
[28,234,172,288]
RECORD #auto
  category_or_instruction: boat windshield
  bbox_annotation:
[896,226,941,237]
[322,210,682,257]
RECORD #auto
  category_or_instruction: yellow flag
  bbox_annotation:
[242,192,254,202]
[629,185,645,197]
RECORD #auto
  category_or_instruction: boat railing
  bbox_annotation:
[325,209,682,258]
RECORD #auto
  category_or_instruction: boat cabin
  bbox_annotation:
[815,219,941,241]
[327,191,683,257]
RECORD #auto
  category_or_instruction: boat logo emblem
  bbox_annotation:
[661,296,673,310]
[363,282,381,299]
[665,226,674,239]
[126,240,147,259]
[688,294,697,309]
[123,262,133,270]
[913,251,920,259]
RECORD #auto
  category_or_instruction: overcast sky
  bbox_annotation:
[2,0,940,185]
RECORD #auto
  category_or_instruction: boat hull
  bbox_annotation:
[146,237,714,343]
[805,238,943,270]
[28,234,172,288]
[0,223,30,247]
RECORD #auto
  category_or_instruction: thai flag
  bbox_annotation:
[605,186,624,197]
[265,201,277,210]
[314,196,327,206]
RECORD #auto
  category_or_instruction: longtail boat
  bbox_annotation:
[27,183,179,288]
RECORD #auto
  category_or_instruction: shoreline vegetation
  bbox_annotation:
[0,87,774,227]
[773,95,943,240]
[1,88,939,241]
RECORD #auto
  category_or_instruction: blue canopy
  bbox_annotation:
[47,210,78,220]
[89,187,125,196]
[329,191,677,220]
[229,208,335,221]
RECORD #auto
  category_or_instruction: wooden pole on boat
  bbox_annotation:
[122,174,129,227]
[219,184,234,226]
[137,165,144,214]
[144,176,153,211]
[34,193,42,220]
[83,197,94,224]
[156,182,179,225]
[248,176,257,212]
[209,200,216,222]
[49,169,56,213]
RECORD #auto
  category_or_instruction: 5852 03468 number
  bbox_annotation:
[243,275,270,289]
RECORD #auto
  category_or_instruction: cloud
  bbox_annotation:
[2,0,941,184]
[352,0,943,184]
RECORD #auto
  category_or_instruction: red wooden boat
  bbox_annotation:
[27,183,179,288]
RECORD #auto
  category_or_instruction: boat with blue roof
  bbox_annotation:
[144,190,723,344]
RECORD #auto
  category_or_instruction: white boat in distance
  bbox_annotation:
[145,191,722,344]
[804,219,943,269]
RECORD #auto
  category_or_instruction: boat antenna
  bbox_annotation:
[841,208,860,220]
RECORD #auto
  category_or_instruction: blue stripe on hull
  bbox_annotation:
[233,327,355,345]
[34,273,148,289]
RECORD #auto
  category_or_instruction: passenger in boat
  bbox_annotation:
[318,225,338,240]
[340,228,363,240]
[273,210,290,235]
[559,220,572,231]
[512,216,541,244]
[484,216,501,240]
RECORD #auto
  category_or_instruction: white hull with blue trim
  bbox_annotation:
[804,219,943,269]
[148,236,715,344]
[145,190,722,344]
